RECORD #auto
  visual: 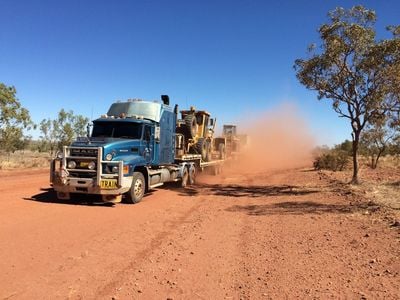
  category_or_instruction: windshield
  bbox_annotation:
[91,121,142,139]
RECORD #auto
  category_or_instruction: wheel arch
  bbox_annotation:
[133,166,149,192]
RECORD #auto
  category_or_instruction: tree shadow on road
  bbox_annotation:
[197,184,319,198]
[23,188,115,207]
[226,200,365,216]
[162,183,321,198]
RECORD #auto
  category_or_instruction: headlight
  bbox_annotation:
[88,161,96,170]
[67,160,76,169]
[56,151,63,159]
[112,166,119,173]
[105,153,113,161]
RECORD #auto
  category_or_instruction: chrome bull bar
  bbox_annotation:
[61,146,123,187]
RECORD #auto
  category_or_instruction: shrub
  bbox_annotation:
[313,150,350,171]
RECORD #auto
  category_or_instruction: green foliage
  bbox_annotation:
[360,115,400,168]
[0,83,33,153]
[39,109,89,155]
[294,5,400,183]
[313,147,350,171]
[335,139,353,155]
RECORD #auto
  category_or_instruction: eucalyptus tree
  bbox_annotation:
[40,109,89,155]
[294,5,400,183]
[360,115,398,169]
[0,83,32,154]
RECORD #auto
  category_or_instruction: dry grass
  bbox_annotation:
[0,150,50,170]
[324,157,400,222]
[374,155,400,169]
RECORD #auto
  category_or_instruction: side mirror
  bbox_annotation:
[209,118,214,126]
[154,126,161,143]
[161,95,170,105]
[86,123,92,137]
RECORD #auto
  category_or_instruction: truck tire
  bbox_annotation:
[189,165,196,185]
[184,114,197,139]
[195,138,209,161]
[205,139,212,162]
[181,166,189,188]
[218,143,226,160]
[125,172,145,204]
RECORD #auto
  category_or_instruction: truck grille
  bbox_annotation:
[65,147,100,180]
[70,147,98,157]
[69,172,97,179]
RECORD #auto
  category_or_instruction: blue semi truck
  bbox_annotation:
[50,95,225,203]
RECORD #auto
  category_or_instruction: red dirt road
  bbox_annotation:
[0,168,398,299]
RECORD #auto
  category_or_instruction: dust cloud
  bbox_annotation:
[226,103,315,174]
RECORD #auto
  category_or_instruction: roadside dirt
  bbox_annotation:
[0,167,399,299]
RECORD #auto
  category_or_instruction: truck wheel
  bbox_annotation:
[219,143,226,160]
[125,172,145,204]
[184,114,197,139]
[195,138,208,161]
[181,166,189,188]
[189,165,196,185]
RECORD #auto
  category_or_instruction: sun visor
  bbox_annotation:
[107,101,162,122]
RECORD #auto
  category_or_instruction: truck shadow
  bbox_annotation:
[163,183,199,197]
[225,201,369,216]
[24,188,115,207]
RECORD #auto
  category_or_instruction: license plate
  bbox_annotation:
[100,179,117,189]
[80,162,89,168]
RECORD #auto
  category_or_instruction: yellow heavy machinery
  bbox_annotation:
[222,124,248,157]
[176,106,225,162]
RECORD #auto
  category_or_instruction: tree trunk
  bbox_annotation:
[371,156,377,169]
[351,131,361,184]
[371,154,376,169]
[373,147,385,169]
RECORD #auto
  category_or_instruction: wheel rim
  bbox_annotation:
[134,178,143,198]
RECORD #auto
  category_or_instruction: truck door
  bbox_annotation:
[143,125,154,164]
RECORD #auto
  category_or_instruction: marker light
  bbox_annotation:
[123,165,130,175]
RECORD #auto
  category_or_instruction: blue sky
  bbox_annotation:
[0,0,399,145]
